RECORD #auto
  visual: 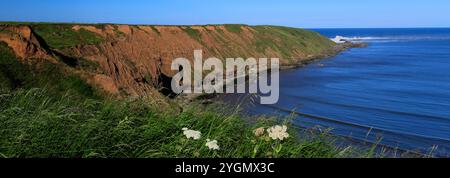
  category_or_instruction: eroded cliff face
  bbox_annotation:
[0,24,337,97]
[0,26,53,61]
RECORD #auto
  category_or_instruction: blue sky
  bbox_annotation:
[1,0,449,28]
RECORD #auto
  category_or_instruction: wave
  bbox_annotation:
[331,35,450,43]
[262,104,450,143]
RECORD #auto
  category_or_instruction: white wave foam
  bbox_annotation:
[331,36,391,43]
[331,35,450,43]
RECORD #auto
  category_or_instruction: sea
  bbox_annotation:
[221,28,450,157]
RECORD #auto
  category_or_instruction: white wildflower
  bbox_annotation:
[182,128,201,140]
[267,125,289,141]
[205,139,220,150]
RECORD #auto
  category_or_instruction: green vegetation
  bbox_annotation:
[76,57,100,71]
[150,26,161,35]
[0,28,11,34]
[0,42,95,97]
[32,24,104,49]
[0,88,366,158]
[113,26,126,37]
[225,24,244,33]
[0,42,28,90]
[0,42,366,158]
[0,42,365,158]
[183,27,201,41]
[252,26,335,60]
[0,23,379,158]
[51,50,100,72]
[216,28,225,35]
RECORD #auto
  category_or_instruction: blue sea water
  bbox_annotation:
[222,28,450,157]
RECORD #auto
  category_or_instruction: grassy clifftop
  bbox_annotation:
[4,23,336,62]
[32,24,104,49]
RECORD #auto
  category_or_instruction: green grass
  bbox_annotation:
[0,88,362,158]
[0,23,376,158]
[0,42,29,90]
[113,26,126,37]
[75,57,101,71]
[183,27,201,41]
[224,24,244,34]
[216,28,225,35]
[0,42,96,97]
[251,26,335,61]
[32,24,104,50]
[0,43,364,158]
[150,26,161,35]
[0,28,11,34]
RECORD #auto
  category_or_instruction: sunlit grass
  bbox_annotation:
[0,88,368,158]
[32,24,104,50]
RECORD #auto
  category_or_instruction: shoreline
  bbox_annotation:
[280,41,368,69]
[184,41,368,103]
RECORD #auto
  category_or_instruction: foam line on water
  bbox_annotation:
[331,35,450,43]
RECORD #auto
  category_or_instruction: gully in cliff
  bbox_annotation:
[171,50,280,104]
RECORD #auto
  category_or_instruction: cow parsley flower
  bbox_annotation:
[182,128,201,140]
[267,125,289,141]
[205,139,220,150]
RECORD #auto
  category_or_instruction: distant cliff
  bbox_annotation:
[0,23,340,97]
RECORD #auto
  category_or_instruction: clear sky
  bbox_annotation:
[1,0,449,28]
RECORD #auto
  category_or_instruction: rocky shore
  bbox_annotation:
[186,40,368,104]
[280,41,368,69]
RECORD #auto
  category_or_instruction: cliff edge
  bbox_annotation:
[0,23,343,97]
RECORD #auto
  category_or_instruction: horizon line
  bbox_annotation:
[1,20,449,29]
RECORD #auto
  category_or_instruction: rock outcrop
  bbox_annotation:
[0,25,53,61]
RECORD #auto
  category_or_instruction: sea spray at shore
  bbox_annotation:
[332,35,450,43]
